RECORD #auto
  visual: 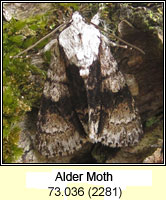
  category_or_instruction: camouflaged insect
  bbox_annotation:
[35,12,143,159]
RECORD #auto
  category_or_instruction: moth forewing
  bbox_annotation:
[35,39,87,159]
[36,12,143,159]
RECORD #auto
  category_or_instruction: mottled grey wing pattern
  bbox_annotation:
[36,41,87,159]
[88,37,143,146]
[36,12,143,159]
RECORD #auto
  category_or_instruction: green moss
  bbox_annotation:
[130,4,163,32]
[145,117,160,128]
[3,11,56,163]
[132,121,163,158]
[59,3,79,10]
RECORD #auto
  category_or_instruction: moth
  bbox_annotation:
[35,12,143,159]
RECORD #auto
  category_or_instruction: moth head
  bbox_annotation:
[72,11,83,24]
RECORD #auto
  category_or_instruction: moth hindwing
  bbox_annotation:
[35,12,143,159]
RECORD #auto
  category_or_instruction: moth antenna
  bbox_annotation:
[12,20,71,59]
[91,22,145,55]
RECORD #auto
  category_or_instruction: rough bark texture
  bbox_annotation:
[3,3,163,163]
[118,24,163,124]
